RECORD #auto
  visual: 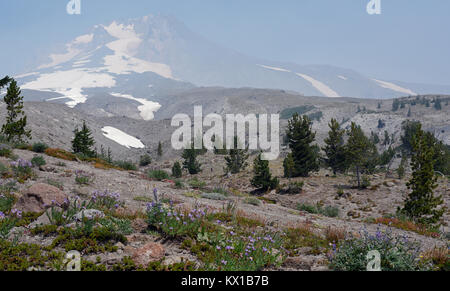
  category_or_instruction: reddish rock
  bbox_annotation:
[15,183,68,213]
[131,243,165,267]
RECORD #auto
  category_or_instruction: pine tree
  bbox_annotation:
[72,121,95,157]
[400,126,444,225]
[392,99,400,111]
[251,153,279,191]
[322,118,347,175]
[1,79,31,143]
[172,161,182,178]
[224,136,249,174]
[370,131,380,145]
[407,107,412,117]
[345,122,372,188]
[383,130,390,146]
[286,114,319,177]
[157,141,163,157]
[283,153,295,179]
[434,98,442,110]
[182,142,202,175]
[397,154,407,179]
[0,76,11,89]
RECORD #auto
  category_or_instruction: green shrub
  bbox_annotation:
[201,193,228,201]
[0,193,15,213]
[0,144,12,157]
[0,162,10,177]
[244,197,261,206]
[10,159,33,181]
[32,142,48,153]
[174,180,184,189]
[75,170,93,185]
[146,203,209,238]
[323,205,340,218]
[211,187,230,196]
[172,161,182,178]
[361,175,371,189]
[147,170,169,181]
[189,178,206,189]
[329,227,428,271]
[31,156,46,167]
[280,181,304,194]
[139,155,152,167]
[113,160,137,171]
[297,203,339,218]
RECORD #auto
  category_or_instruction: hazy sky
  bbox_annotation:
[1,0,449,85]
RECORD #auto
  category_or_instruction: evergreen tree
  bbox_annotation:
[407,107,412,117]
[424,132,450,176]
[434,98,442,110]
[379,147,396,167]
[383,130,390,146]
[400,126,444,225]
[322,118,347,175]
[0,76,11,89]
[401,121,421,154]
[224,136,249,174]
[72,121,95,157]
[397,154,407,179]
[157,141,163,157]
[139,154,152,167]
[370,131,380,145]
[283,153,295,179]
[251,153,279,191]
[1,79,31,143]
[392,99,400,111]
[345,122,372,188]
[286,114,319,177]
[172,161,183,178]
[182,142,202,175]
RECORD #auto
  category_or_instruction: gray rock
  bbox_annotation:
[29,213,51,228]
[73,209,105,221]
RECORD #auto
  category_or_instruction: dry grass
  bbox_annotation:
[375,217,440,238]
[422,247,449,266]
[324,226,347,243]
[45,148,77,161]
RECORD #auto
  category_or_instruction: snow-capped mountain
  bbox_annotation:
[15,14,450,121]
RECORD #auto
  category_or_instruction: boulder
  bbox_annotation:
[131,242,165,267]
[15,183,68,213]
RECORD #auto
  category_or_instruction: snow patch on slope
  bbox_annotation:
[22,69,116,108]
[372,79,417,96]
[257,64,291,73]
[102,126,145,149]
[110,93,161,121]
[338,75,348,80]
[102,21,173,78]
[296,73,340,97]
[38,34,93,69]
